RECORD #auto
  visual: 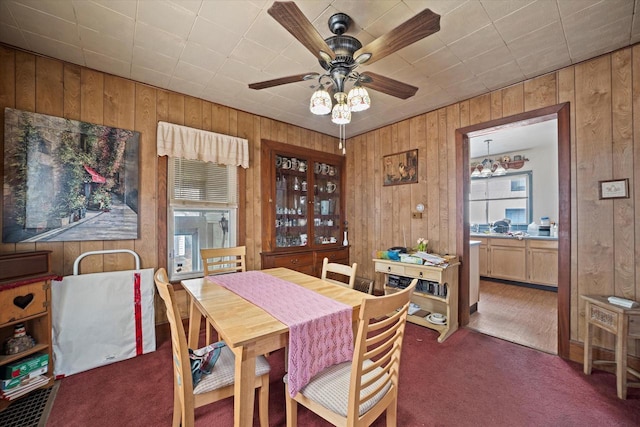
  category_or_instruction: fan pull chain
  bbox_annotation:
[339,124,346,155]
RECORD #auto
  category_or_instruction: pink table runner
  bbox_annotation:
[208,271,353,396]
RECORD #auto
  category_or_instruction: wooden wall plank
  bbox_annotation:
[574,56,613,347]
[135,84,158,270]
[212,104,229,134]
[409,115,427,250]
[446,105,460,255]
[168,92,184,125]
[437,109,449,254]
[63,64,81,120]
[34,56,64,273]
[103,75,136,271]
[426,111,439,250]
[524,73,557,111]
[469,93,491,125]
[490,91,502,120]
[610,48,634,298]
[184,96,202,129]
[15,51,35,113]
[79,68,105,272]
[35,57,63,116]
[502,83,524,116]
[0,47,15,253]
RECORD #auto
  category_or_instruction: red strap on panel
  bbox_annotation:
[133,273,143,355]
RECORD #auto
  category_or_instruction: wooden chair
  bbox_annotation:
[200,246,246,344]
[321,257,358,289]
[154,268,270,427]
[200,246,246,276]
[285,279,417,427]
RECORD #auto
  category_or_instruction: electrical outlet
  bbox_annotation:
[412,212,422,219]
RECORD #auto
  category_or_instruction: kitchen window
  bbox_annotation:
[469,171,532,229]
[167,158,238,281]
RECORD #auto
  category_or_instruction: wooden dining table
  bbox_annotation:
[181,267,371,427]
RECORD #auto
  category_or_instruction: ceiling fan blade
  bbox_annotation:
[268,2,335,60]
[355,8,440,65]
[360,72,418,99]
[248,73,316,90]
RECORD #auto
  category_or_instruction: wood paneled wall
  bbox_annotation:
[0,45,339,278]
[2,43,639,356]
[345,44,640,355]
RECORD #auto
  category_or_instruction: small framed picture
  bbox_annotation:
[599,178,629,199]
[383,149,418,186]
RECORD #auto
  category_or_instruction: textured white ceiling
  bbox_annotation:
[1,0,638,138]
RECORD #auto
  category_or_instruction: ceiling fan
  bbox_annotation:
[248,2,441,120]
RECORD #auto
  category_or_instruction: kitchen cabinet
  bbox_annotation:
[487,238,527,282]
[527,240,558,287]
[260,139,347,277]
[0,251,54,406]
[374,258,460,343]
[469,240,480,311]
[475,236,558,287]
[476,237,488,276]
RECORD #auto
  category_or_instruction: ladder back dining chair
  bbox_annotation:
[200,246,246,344]
[284,279,417,427]
[154,268,270,427]
[321,257,359,289]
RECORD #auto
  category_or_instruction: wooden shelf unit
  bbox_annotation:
[373,258,460,343]
[0,251,55,405]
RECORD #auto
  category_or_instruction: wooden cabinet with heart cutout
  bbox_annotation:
[0,251,55,405]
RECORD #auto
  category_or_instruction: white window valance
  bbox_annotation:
[156,121,249,168]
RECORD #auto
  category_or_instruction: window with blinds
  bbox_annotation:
[171,158,237,205]
[168,158,238,281]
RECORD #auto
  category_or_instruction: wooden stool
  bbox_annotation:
[582,295,640,399]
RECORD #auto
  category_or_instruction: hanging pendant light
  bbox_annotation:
[331,92,351,124]
[492,162,507,176]
[347,85,370,112]
[309,88,332,115]
[478,139,494,177]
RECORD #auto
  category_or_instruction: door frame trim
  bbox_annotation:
[455,103,571,358]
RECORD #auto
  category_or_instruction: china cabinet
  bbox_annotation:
[261,139,347,276]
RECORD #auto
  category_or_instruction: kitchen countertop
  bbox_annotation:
[470,232,558,241]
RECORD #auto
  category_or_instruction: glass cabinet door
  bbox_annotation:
[312,160,341,246]
[274,155,309,248]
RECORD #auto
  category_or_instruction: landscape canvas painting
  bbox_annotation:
[3,108,140,243]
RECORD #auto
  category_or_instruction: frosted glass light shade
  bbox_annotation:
[347,86,370,112]
[471,165,482,178]
[331,92,351,124]
[492,162,507,176]
[309,89,332,115]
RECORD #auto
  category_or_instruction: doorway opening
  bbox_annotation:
[455,103,571,358]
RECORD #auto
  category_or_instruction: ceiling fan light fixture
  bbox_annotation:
[347,85,370,112]
[331,92,351,124]
[471,165,482,178]
[354,52,372,64]
[309,88,332,115]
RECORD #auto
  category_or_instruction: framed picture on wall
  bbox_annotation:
[383,149,418,186]
[3,108,140,243]
[599,178,629,199]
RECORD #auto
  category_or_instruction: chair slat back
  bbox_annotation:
[321,257,358,289]
[153,268,195,425]
[201,246,246,276]
[347,279,417,423]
